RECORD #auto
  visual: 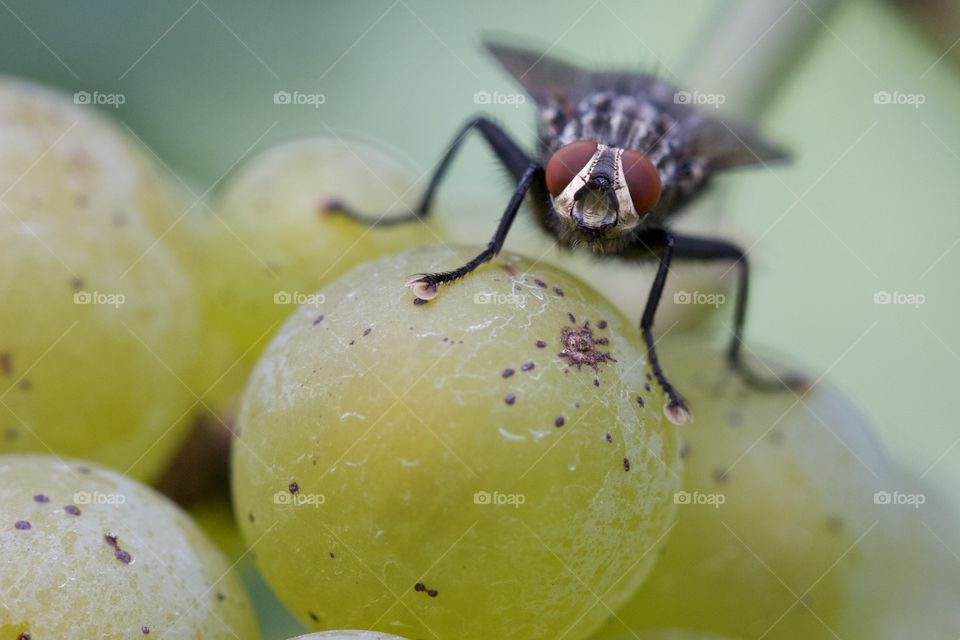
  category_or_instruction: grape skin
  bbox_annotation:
[233,246,681,640]
[0,454,258,638]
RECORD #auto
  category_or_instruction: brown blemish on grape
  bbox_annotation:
[623,457,631,472]
[328,551,335,558]
[33,494,49,503]
[504,393,516,405]
[413,298,429,306]
[3,427,17,441]
[501,264,516,276]
[64,505,81,516]
[636,395,645,408]
[644,383,652,392]
[348,339,355,346]
[313,314,325,325]
[247,511,255,523]
[558,323,615,371]
[501,368,515,378]
[77,466,91,474]
[0,352,11,376]
[521,361,535,372]
[216,592,226,601]
[826,516,845,533]
[567,312,576,324]
[14,520,31,530]
[534,278,547,288]
[71,277,84,291]
[414,582,426,592]
[18,633,31,640]
[645,372,653,382]
[363,327,372,337]
[593,378,599,387]
[105,533,133,564]
[553,286,564,297]
[288,482,299,495]
[555,416,565,427]
[428,589,438,597]
[141,626,150,634]
[605,433,612,443]
[536,340,546,348]
[308,611,319,622]
[713,468,729,484]
[679,443,689,459]
[598,320,608,330]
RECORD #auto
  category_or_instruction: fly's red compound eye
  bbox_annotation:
[545,140,598,196]
[621,150,662,214]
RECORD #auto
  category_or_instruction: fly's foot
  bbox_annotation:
[663,390,691,426]
[405,275,439,300]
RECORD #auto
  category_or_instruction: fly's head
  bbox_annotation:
[546,141,661,242]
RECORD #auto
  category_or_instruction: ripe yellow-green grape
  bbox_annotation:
[196,138,445,410]
[597,632,737,640]
[289,633,411,640]
[0,79,203,480]
[591,338,896,640]
[233,246,682,640]
[0,455,258,638]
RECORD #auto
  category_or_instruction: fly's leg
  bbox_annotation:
[672,235,809,391]
[322,116,533,226]
[406,163,543,300]
[634,229,691,425]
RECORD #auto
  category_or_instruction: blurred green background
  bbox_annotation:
[2,0,958,635]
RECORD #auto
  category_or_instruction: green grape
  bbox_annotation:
[597,632,737,640]
[0,454,258,638]
[0,79,203,480]
[289,633,411,640]
[196,138,445,410]
[233,246,681,640]
[591,337,897,640]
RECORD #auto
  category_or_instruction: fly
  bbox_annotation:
[324,39,807,424]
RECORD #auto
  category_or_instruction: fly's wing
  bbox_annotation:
[683,114,791,170]
[483,39,665,111]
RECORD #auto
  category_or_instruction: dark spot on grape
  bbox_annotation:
[644,383,652,393]
[679,443,689,459]
[645,372,653,382]
[593,378,600,387]
[535,278,547,288]
[308,611,319,622]
[313,314,325,325]
[216,592,226,602]
[504,393,516,405]
[14,520,31,530]
[598,320,608,330]
[115,548,132,564]
[567,312,576,323]
[288,482,299,495]
[328,551,335,558]
[501,264,516,276]
[18,379,31,391]
[64,505,81,516]
[427,589,439,597]
[536,340,546,348]
[71,277,84,291]
[414,582,426,592]
[363,327,372,337]
[636,395,645,408]
[553,286,564,297]
[558,323,615,371]
[501,368,515,378]
[247,511,255,523]
[348,339,355,346]
[33,494,49,503]
[77,466,91,474]
[0,352,11,376]
[623,457,630,472]
[605,433,612,443]
[105,533,118,546]
[555,416,565,427]
[595,337,608,345]
[826,516,845,533]
[141,626,150,635]
[18,633,31,640]
[413,298,428,306]
[3,427,17,441]
[713,468,729,484]
[521,361,535,372]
